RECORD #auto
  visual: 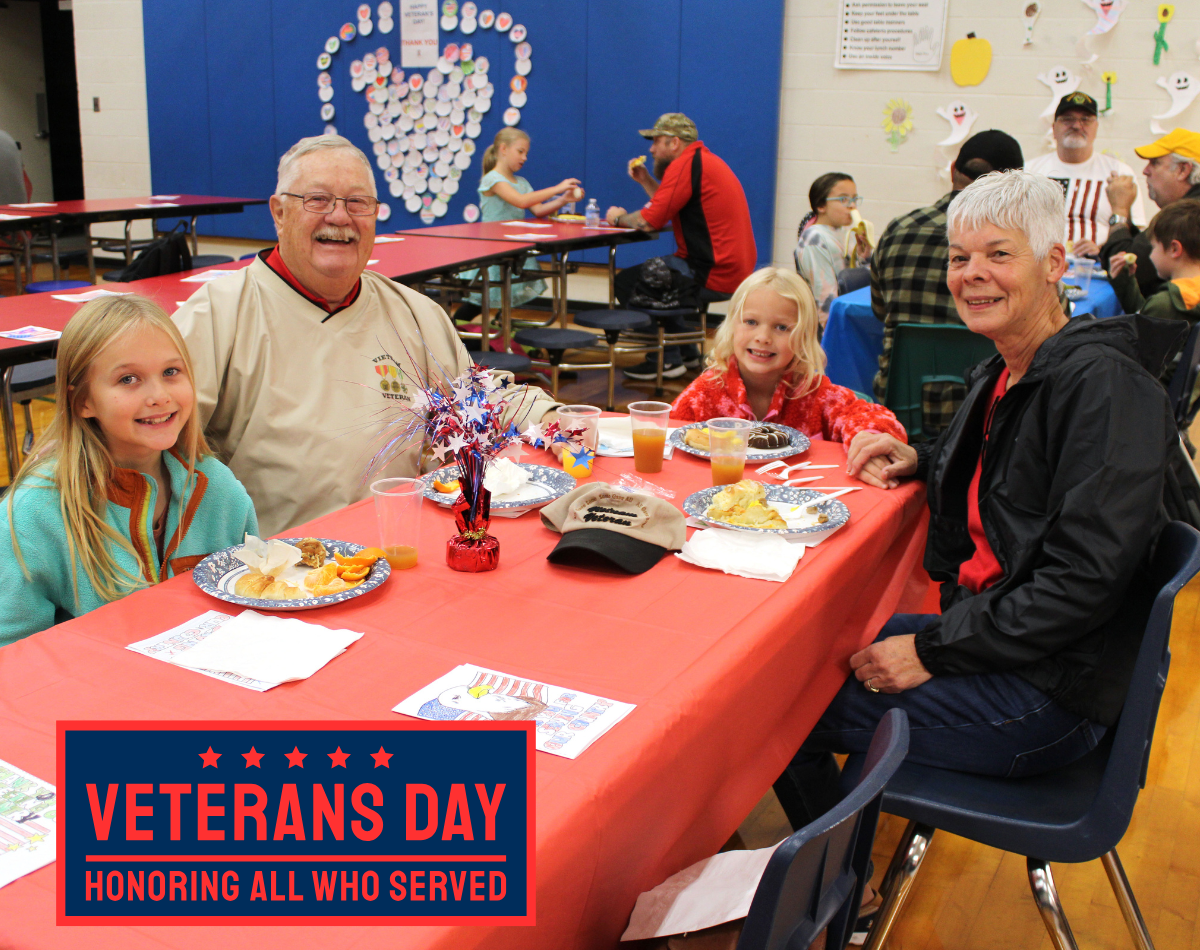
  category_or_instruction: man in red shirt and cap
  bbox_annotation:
[606,113,756,380]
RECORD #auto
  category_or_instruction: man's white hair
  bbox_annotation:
[1168,152,1200,187]
[947,169,1064,262]
[275,135,377,198]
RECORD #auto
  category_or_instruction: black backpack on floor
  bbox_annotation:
[106,221,192,282]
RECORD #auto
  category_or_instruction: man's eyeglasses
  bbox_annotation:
[281,192,379,215]
[1056,115,1097,127]
[826,195,864,206]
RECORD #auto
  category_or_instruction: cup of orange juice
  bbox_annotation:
[628,401,672,474]
[370,477,424,569]
[707,418,754,486]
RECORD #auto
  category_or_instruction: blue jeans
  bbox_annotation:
[773,614,1108,828]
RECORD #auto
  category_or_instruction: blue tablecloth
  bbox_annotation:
[822,277,1122,395]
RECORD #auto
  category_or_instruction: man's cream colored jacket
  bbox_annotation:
[174,257,559,535]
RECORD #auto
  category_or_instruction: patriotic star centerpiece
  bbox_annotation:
[368,365,581,572]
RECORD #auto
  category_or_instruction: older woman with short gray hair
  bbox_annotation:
[776,169,1180,829]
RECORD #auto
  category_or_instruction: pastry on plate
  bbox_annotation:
[706,479,788,529]
[684,426,711,450]
[234,570,273,598]
[748,425,789,450]
[260,579,306,600]
[296,538,327,568]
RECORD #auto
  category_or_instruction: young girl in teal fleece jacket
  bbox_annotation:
[1,294,256,647]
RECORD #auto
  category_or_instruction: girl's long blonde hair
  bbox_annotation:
[481,127,530,176]
[706,267,827,399]
[7,294,210,605]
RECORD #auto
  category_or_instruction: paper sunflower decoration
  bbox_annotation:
[1101,71,1117,113]
[1154,5,1173,65]
[882,99,914,152]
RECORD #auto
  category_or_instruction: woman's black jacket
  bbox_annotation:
[912,314,1182,727]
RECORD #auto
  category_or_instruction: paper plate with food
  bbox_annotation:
[193,535,391,610]
[670,421,810,461]
[423,457,576,511]
[683,479,850,536]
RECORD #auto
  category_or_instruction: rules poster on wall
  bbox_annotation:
[56,721,534,925]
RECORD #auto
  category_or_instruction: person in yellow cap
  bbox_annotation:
[1102,127,1200,299]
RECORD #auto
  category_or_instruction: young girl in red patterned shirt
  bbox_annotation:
[671,267,906,450]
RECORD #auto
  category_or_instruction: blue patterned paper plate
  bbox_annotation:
[192,538,391,611]
[683,485,851,536]
[670,421,810,461]
[422,462,576,510]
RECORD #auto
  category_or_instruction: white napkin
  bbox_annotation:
[180,269,239,283]
[373,235,404,243]
[50,289,130,303]
[676,528,804,582]
[168,610,363,683]
[484,457,530,495]
[596,417,676,458]
[620,841,784,941]
[235,535,303,577]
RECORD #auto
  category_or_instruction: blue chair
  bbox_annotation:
[22,279,91,294]
[736,709,909,950]
[846,521,1200,950]
[1167,321,1200,428]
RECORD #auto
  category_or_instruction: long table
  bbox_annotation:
[0,209,61,294]
[397,220,652,325]
[0,195,269,283]
[0,438,930,950]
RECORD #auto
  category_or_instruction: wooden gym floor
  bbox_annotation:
[4,259,1199,948]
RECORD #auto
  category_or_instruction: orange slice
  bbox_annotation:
[433,479,461,493]
[337,564,371,582]
[334,552,378,568]
[304,562,339,590]
[356,547,388,561]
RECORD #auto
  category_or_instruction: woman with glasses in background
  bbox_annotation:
[794,173,870,326]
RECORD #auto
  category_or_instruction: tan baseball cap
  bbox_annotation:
[1135,127,1200,163]
[638,113,698,142]
[541,483,685,574]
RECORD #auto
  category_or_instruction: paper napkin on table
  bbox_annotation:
[50,288,130,303]
[676,528,804,582]
[596,417,676,459]
[168,610,363,683]
[180,269,239,283]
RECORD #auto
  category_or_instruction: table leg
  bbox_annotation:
[608,244,616,308]
[501,261,513,350]
[189,215,199,255]
[558,251,570,329]
[86,224,97,283]
[480,267,491,352]
[2,366,21,482]
[16,234,28,293]
[51,228,61,281]
[124,220,133,264]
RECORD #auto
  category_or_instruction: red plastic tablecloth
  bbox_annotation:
[0,440,929,950]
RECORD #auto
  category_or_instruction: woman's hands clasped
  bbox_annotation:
[846,431,918,489]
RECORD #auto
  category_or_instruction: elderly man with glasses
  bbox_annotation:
[174,135,560,535]
[1025,91,1147,258]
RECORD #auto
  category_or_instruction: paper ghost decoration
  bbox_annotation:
[1038,66,1082,118]
[1081,0,1127,35]
[936,101,979,146]
[1150,71,1199,135]
[1022,1,1040,46]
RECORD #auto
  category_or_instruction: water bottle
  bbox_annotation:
[584,198,600,228]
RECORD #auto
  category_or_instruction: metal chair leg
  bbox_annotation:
[863,820,934,950]
[606,342,617,412]
[1028,858,1080,950]
[655,326,665,398]
[1102,850,1155,950]
[21,400,36,457]
[2,367,22,481]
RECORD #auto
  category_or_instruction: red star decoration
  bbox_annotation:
[328,747,350,768]
[370,746,393,768]
[242,747,264,768]
[198,747,221,768]
[284,746,307,768]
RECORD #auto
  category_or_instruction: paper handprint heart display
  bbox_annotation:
[315,3,532,224]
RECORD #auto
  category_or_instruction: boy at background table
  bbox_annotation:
[1109,198,1200,386]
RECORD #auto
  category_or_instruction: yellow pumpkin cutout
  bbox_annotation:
[951,33,992,86]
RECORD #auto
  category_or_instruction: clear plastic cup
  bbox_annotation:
[708,417,755,486]
[370,477,424,570]
[628,401,672,474]
[1065,256,1093,300]
[557,404,601,451]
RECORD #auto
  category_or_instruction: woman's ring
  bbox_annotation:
[865,678,880,693]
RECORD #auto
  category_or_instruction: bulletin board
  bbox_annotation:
[141,0,785,269]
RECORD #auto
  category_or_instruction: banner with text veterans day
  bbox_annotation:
[57,721,533,925]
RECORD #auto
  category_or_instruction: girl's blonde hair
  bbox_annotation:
[481,127,531,176]
[706,267,827,399]
[7,294,209,605]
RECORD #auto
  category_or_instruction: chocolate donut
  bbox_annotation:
[748,425,789,450]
